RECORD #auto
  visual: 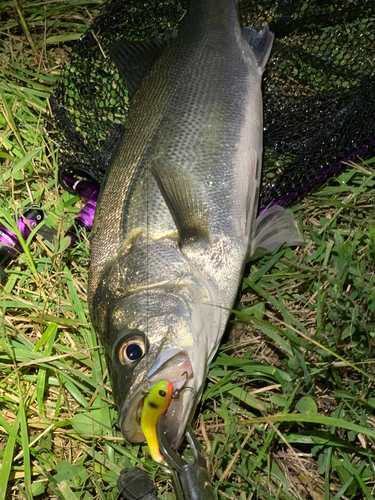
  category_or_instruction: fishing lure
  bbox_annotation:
[141,379,173,463]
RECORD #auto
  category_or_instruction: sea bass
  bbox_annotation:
[88,0,299,449]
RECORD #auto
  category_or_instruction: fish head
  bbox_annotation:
[100,278,221,449]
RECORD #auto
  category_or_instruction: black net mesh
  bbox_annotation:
[49,0,375,208]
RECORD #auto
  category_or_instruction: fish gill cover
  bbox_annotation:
[48,0,375,208]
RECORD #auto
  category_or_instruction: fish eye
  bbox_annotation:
[118,336,146,365]
[158,390,166,397]
[126,342,143,360]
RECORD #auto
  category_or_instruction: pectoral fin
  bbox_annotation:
[151,166,210,247]
[241,24,274,71]
[249,205,304,257]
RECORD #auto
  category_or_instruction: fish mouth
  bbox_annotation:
[119,350,195,449]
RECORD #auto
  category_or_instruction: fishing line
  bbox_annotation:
[146,159,150,392]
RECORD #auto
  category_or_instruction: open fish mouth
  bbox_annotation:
[119,350,194,449]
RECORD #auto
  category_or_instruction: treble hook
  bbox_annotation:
[172,371,196,400]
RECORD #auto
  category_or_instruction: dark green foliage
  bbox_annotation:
[51,0,375,209]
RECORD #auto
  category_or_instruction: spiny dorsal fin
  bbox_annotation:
[108,38,166,99]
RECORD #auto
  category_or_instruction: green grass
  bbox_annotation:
[1,1,375,499]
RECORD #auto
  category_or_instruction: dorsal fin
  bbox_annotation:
[108,38,166,99]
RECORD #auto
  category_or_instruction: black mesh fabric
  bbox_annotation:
[49,0,375,208]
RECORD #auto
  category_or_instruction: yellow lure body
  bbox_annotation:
[141,379,173,463]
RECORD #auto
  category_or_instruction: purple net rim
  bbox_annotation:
[262,139,375,212]
[0,217,38,256]
[62,172,100,202]
[76,199,97,229]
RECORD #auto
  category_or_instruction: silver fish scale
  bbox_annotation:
[90,3,262,315]
[106,236,190,297]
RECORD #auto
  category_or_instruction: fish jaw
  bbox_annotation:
[119,348,202,448]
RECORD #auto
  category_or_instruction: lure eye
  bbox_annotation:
[118,336,146,365]
[158,390,166,397]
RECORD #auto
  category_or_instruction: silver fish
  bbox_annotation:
[88,0,300,448]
